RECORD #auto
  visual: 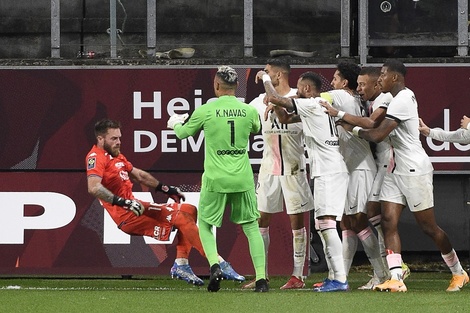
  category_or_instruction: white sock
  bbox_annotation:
[316,223,334,280]
[342,229,358,275]
[358,227,389,281]
[442,249,465,275]
[175,258,188,265]
[292,227,307,278]
[386,253,403,281]
[260,227,270,277]
[319,219,347,283]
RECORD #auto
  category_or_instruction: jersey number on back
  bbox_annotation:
[227,120,235,146]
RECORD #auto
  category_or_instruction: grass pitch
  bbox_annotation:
[1,271,468,313]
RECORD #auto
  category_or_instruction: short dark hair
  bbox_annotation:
[336,62,361,90]
[359,67,381,78]
[94,118,121,137]
[383,59,407,77]
[299,71,323,91]
[267,58,291,74]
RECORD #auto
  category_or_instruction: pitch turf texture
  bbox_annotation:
[1,271,468,313]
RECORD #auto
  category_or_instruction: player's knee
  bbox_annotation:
[178,203,198,221]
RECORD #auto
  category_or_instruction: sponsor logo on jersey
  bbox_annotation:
[216,149,246,155]
[324,140,339,146]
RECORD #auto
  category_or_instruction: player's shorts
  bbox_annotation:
[117,202,190,241]
[313,172,348,220]
[368,164,388,202]
[198,187,260,227]
[380,172,434,212]
[344,169,375,215]
[256,171,314,214]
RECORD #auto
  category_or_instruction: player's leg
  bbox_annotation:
[256,173,282,281]
[405,172,467,291]
[170,223,205,286]
[313,218,334,287]
[340,215,358,276]
[351,213,390,288]
[312,173,349,292]
[415,209,468,291]
[258,211,273,277]
[171,203,244,282]
[314,217,349,292]
[197,188,225,292]
[373,201,407,292]
[230,190,268,292]
[280,173,313,289]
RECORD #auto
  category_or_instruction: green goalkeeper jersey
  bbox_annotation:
[174,95,261,193]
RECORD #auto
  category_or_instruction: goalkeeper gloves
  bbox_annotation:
[167,113,189,129]
[112,196,145,216]
[156,182,186,203]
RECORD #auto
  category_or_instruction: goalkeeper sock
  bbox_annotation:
[197,218,219,266]
[242,220,266,281]
[175,258,189,266]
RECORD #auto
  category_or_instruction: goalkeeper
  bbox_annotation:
[86,118,244,286]
[168,66,268,293]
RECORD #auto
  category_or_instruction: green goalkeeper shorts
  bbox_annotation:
[198,188,260,227]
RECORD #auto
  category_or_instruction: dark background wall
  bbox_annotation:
[0,0,341,59]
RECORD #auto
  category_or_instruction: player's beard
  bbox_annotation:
[104,142,120,157]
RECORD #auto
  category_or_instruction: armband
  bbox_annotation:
[262,74,271,83]
[352,126,363,137]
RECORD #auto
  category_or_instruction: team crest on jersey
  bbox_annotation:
[87,157,96,170]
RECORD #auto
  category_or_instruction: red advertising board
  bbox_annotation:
[0,65,468,276]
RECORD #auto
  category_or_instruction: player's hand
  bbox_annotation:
[320,100,338,117]
[112,196,145,216]
[460,115,470,130]
[167,113,189,129]
[264,103,275,121]
[156,183,186,203]
[418,118,430,136]
[255,70,268,84]
[125,199,145,216]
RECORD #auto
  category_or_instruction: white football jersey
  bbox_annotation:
[294,97,348,177]
[328,89,376,173]
[250,89,306,176]
[371,92,393,167]
[385,88,433,175]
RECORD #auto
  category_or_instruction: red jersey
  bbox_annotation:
[86,144,185,241]
[86,145,136,224]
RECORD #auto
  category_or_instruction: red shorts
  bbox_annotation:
[117,202,196,241]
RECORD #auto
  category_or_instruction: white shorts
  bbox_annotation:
[256,171,314,215]
[368,164,387,202]
[344,169,375,216]
[312,172,348,220]
[380,172,434,212]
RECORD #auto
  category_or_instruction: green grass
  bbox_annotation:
[0,271,468,313]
